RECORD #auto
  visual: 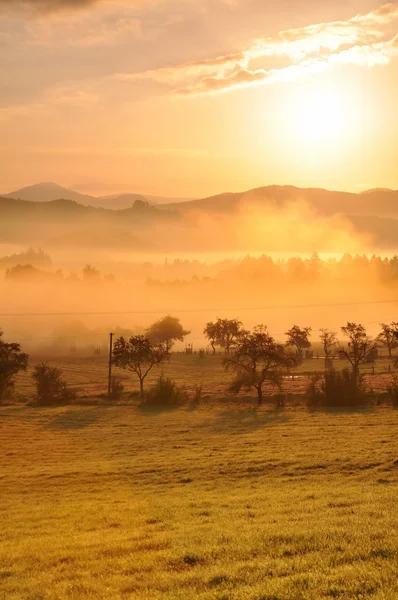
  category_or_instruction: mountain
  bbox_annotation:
[2,182,194,209]
[3,182,96,205]
[360,188,395,195]
[93,193,149,209]
[161,185,398,218]
[2,184,398,251]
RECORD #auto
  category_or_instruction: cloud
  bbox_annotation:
[115,52,245,85]
[0,0,150,15]
[119,2,398,96]
[25,14,143,46]
[0,0,100,10]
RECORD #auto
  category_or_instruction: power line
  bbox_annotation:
[1,297,398,318]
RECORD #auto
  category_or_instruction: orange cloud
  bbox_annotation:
[118,2,398,96]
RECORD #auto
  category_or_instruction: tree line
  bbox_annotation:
[1,316,398,407]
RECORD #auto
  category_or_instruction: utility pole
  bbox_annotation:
[108,332,114,397]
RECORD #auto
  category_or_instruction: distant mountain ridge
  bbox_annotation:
[2,183,398,250]
[162,184,398,218]
[2,182,193,209]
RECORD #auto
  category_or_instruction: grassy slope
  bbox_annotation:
[1,405,397,599]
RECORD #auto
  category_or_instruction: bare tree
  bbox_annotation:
[113,336,169,397]
[224,325,296,406]
[377,322,398,357]
[340,322,376,380]
[319,329,338,359]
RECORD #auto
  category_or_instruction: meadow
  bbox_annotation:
[10,351,398,403]
[1,403,397,599]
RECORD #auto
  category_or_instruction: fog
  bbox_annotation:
[1,247,398,358]
[2,193,398,354]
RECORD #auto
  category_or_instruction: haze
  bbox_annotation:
[1,0,398,347]
[1,0,398,196]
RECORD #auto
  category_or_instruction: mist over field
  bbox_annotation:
[2,1,398,597]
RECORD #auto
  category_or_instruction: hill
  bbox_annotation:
[3,182,95,205]
[2,182,194,210]
[2,184,398,251]
[162,185,398,218]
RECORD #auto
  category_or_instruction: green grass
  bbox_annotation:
[1,405,397,599]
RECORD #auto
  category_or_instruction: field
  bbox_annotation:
[11,352,398,402]
[1,404,397,599]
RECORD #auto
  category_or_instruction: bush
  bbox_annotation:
[32,363,77,406]
[306,373,323,408]
[144,374,188,407]
[109,377,124,401]
[386,376,398,407]
[192,384,203,404]
[307,369,367,408]
[0,332,29,402]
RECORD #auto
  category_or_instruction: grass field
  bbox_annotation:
[11,352,398,402]
[1,404,397,599]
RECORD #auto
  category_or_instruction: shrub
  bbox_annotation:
[32,363,77,406]
[307,369,367,408]
[386,376,398,407]
[109,377,124,401]
[306,373,323,408]
[144,374,188,407]
[192,384,203,404]
[0,332,29,402]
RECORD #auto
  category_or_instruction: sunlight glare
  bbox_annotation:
[295,91,344,142]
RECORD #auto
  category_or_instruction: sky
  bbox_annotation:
[1,0,398,197]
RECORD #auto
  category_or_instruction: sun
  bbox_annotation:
[295,91,345,143]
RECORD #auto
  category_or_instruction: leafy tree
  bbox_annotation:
[224,325,296,406]
[82,264,100,281]
[218,318,244,354]
[146,315,190,353]
[203,321,219,354]
[32,363,76,406]
[112,335,169,397]
[319,329,338,359]
[204,318,244,355]
[377,322,398,357]
[0,331,29,401]
[340,322,376,379]
[285,325,312,356]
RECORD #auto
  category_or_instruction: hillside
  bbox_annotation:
[162,185,398,218]
[2,182,194,210]
[3,182,95,205]
[2,185,398,251]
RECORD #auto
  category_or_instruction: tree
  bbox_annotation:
[218,318,244,354]
[82,264,100,281]
[0,331,29,401]
[224,325,296,406]
[285,325,312,356]
[319,329,338,359]
[340,322,376,380]
[203,321,219,354]
[204,318,244,355]
[112,335,169,397]
[146,315,190,353]
[32,363,77,406]
[377,322,398,357]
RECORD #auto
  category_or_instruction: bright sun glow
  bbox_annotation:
[295,91,345,142]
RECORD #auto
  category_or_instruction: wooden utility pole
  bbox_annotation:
[108,332,114,397]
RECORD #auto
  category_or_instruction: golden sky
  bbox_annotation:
[1,0,398,197]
